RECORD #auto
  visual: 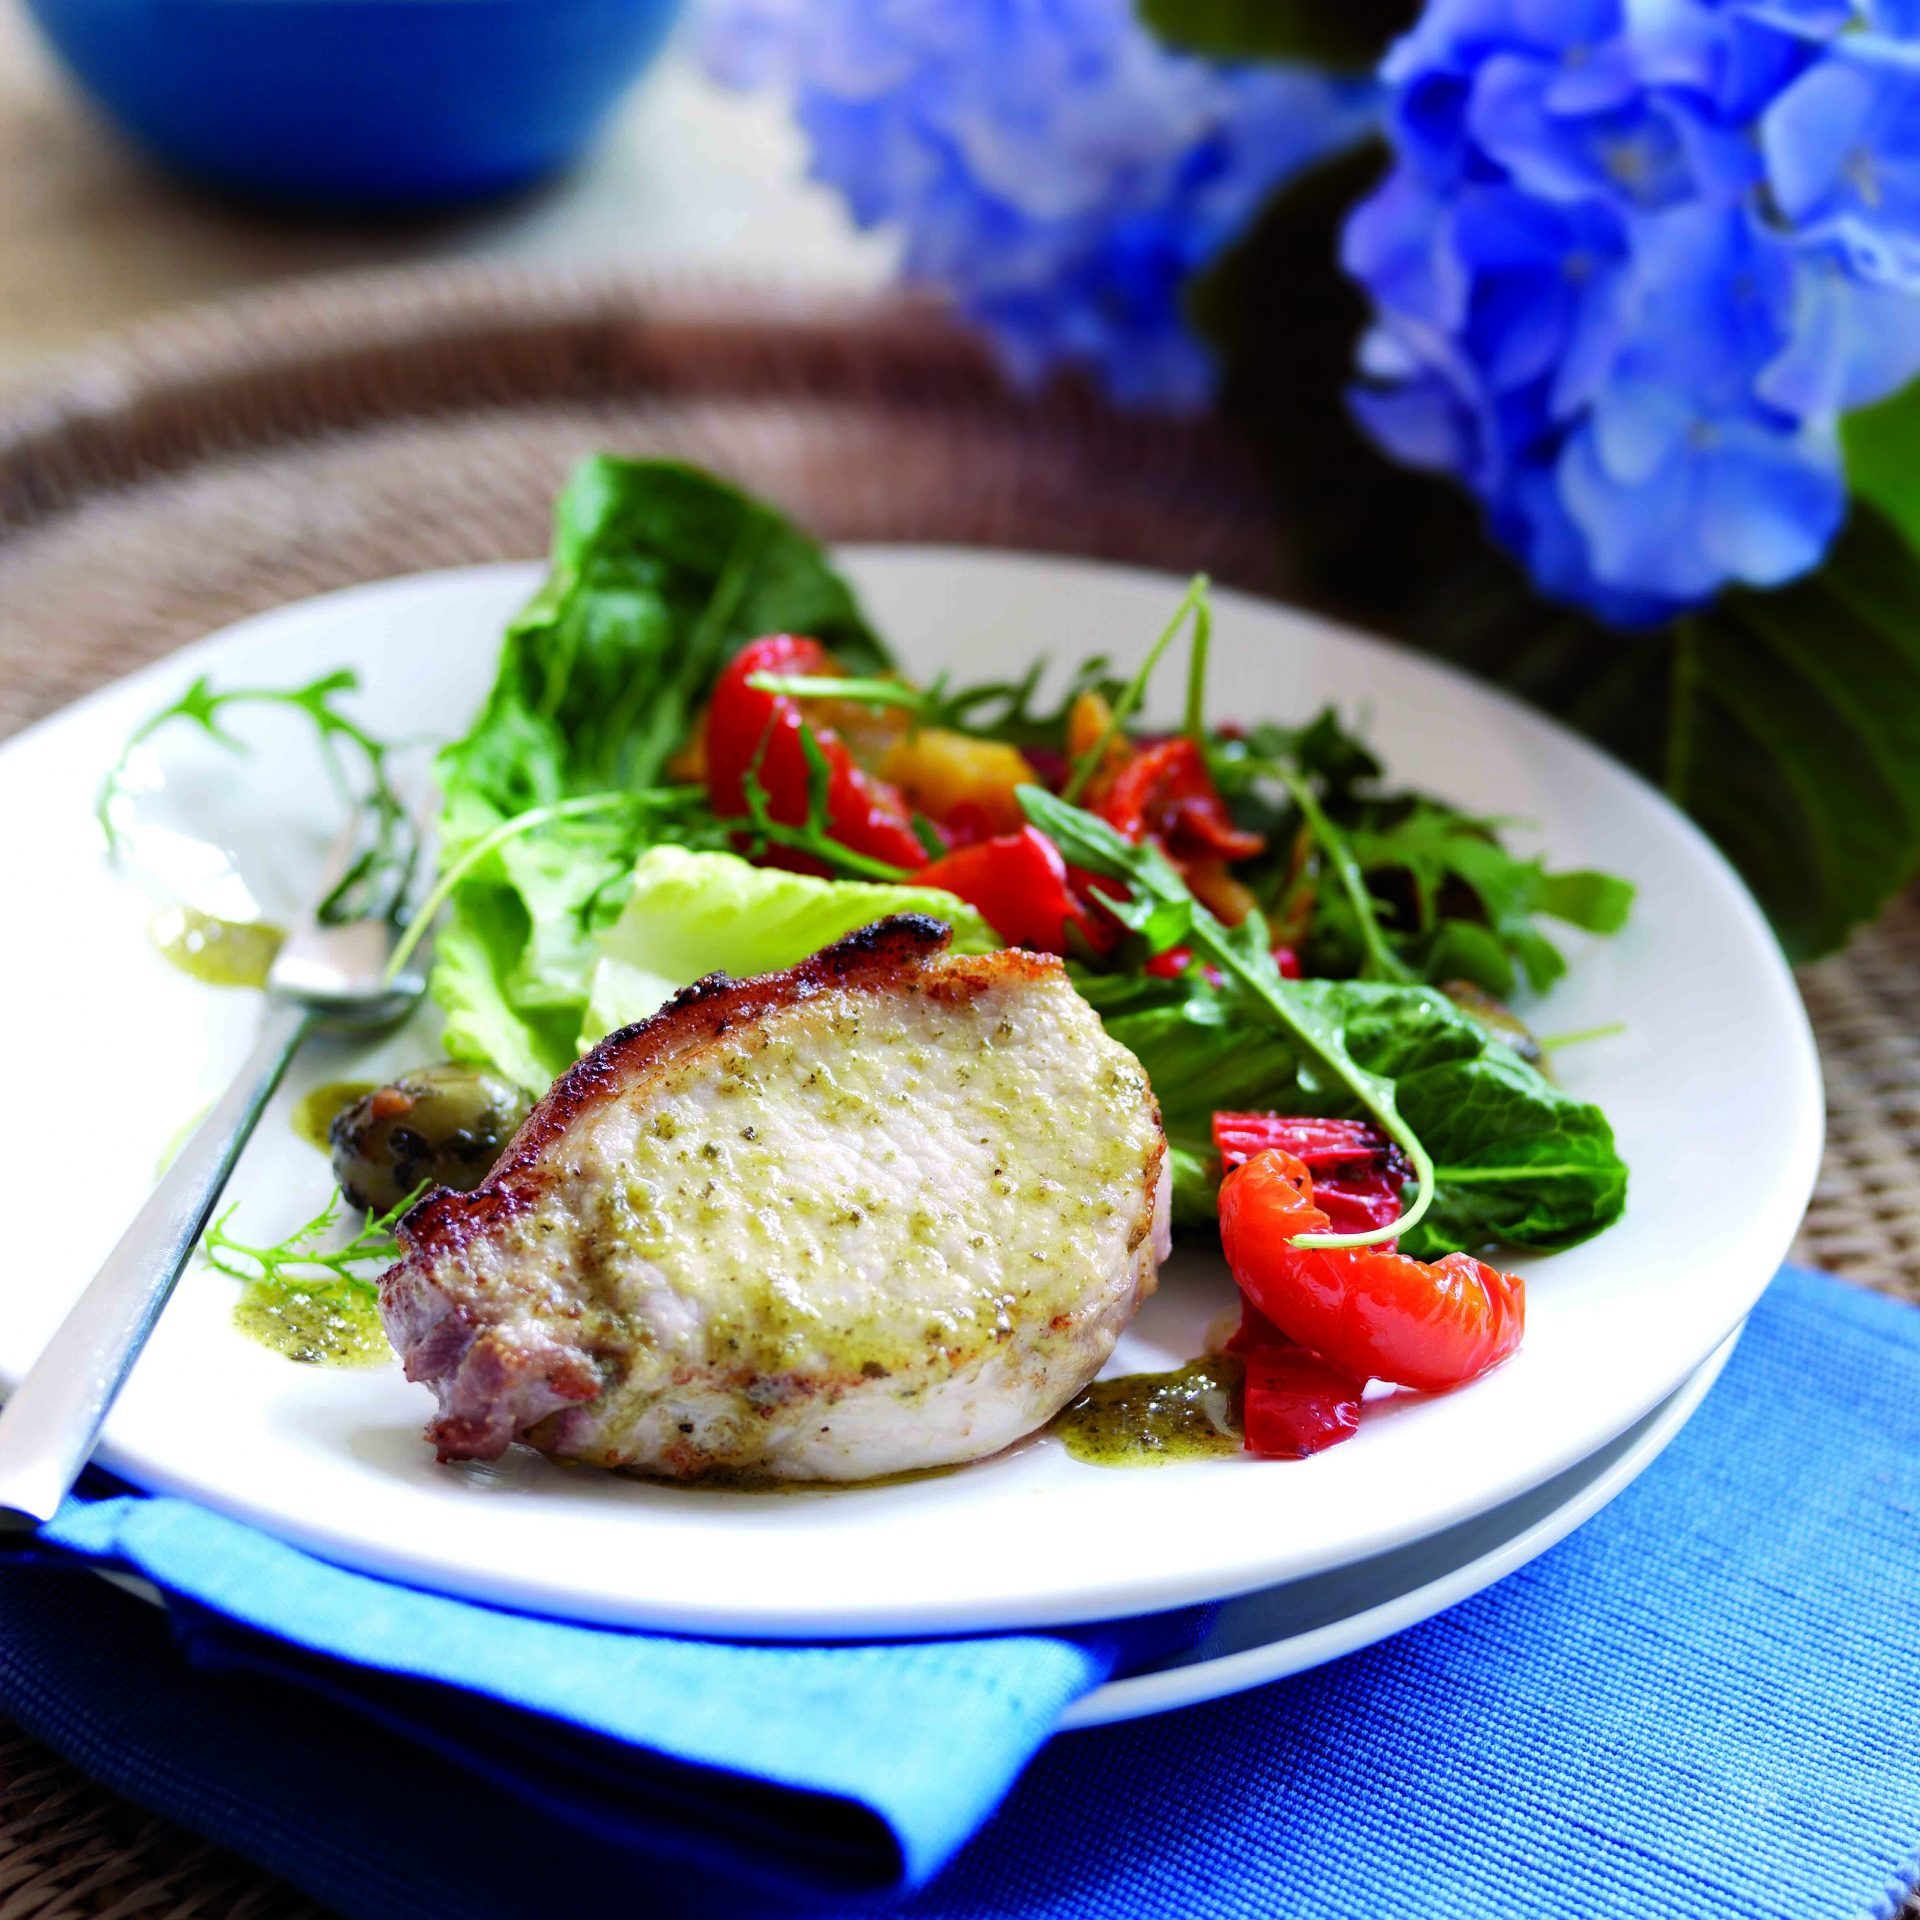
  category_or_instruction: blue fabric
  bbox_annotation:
[0,1265,1916,1920]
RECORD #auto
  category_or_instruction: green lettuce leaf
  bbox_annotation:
[580,847,1000,1045]
[1076,967,1626,1256]
[431,457,887,1089]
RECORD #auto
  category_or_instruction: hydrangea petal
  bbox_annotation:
[1696,429,1847,585]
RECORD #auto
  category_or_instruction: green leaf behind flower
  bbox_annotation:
[1138,0,1415,71]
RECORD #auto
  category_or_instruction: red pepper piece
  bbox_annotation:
[1144,944,1298,985]
[1223,1300,1363,1457]
[1242,1347,1365,1458]
[705,636,929,874]
[1213,1113,1411,1243]
[1223,1297,1291,1355]
[917,827,1099,954]
[1144,944,1222,985]
[1097,737,1266,862]
[1219,1149,1525,1394]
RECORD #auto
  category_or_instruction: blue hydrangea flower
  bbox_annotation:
[1347,0,1920,621]
[701,0,1377,408]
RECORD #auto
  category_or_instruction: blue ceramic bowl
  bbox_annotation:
[26,0,685,208]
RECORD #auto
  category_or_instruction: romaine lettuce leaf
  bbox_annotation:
[1075,967,1627,1255]
[581,847,999,1045]
[431,457,890,1090]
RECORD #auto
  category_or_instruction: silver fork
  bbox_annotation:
[0,815,426,1528]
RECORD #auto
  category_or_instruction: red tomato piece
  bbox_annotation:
[705,636,928,873]
[1213,1114,1411,1243]
[1096,738,1266,862]
[1242,1347,1365,1459]
[1218,1149,1525,1394]
[916,827,1097,954]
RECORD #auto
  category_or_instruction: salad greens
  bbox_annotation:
[580,847,999,1044]
[1075,965,1626,1255]
[1021,784,1440,1251]
[430,457,892,1090]
[112,452,1632,1269]
[1211,714,1634,997]
[742,654,1129,748]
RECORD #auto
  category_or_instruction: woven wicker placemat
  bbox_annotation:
[0,266,1909,1918]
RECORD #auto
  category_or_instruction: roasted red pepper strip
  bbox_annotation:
[1223,1301,1364,1457]
[1242,1347,1365,1459]
[705,636,929,873]
[1219,1149,1525,1394]
[1097,737,1265,862]
[916,827,1098,954]
[1213,1113,1411,1244]
[1144,944,1299,984]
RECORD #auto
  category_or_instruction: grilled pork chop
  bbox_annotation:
[381,916,1170,1480]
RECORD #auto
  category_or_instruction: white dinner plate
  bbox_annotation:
[93,1327,1736,1718]
[0,551,1822,1637]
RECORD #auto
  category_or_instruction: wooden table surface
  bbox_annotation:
[0,1,891,389]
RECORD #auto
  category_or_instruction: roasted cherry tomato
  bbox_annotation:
[705,636,929,873]
[1213,1113,1411,1243]
[1219,1149,1525,1394]
[917,827,1099,954]
[1097,737,1265,862]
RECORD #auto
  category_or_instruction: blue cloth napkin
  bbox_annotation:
[1,1264,1916,1920]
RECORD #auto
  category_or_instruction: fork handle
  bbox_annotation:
[0,999,315,1528]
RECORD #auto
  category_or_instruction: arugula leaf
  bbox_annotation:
[727,723,918,882]
[432,457,884,1089]
[1213,715,1632,997]
[1340,804,1634,995]
[1075,965,1627,1256]
[1217,711,1382,800]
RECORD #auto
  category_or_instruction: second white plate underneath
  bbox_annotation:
[1067,1322,1739,1727]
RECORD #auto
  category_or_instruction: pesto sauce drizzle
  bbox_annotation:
[1051,1355,1244,1467]
[233,1282,390,1367]
[291,1081,377,1153]
[150,907,284,988]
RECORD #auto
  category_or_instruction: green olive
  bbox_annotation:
[329,1065,532,1215]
